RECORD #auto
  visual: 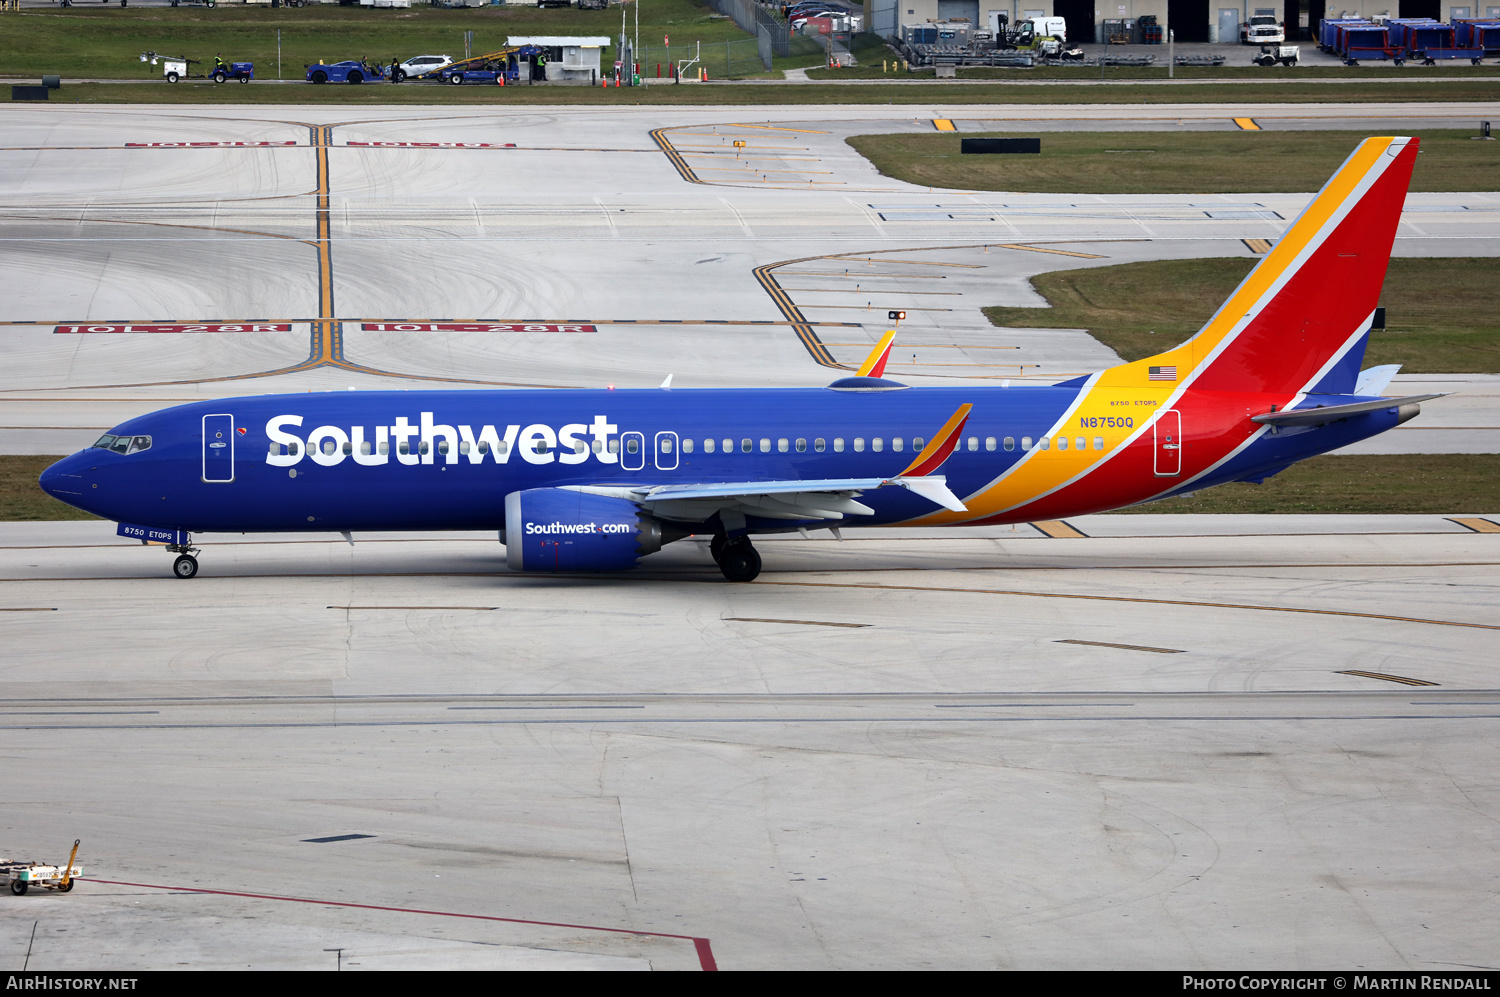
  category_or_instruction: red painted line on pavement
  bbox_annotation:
[85,878,717,970]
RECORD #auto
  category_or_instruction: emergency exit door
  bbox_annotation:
[202,413,235,483]
[1154,410,1182,477]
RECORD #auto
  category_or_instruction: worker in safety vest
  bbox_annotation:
[214,54,226,75]
[536,52,547,80]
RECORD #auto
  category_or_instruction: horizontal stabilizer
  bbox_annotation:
[1251,393,1444,427]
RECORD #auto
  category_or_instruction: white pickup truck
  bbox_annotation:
[1241,14,1286,44]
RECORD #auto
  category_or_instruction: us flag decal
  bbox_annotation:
[1148,366,1178,381]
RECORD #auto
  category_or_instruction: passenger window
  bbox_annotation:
[575,442,587,455]
[1076,437,1085,451]
[1021,437,1032,451]
[988,437,999,451]
[268,442,279,456]
[1057,437,1068,451]
[682,439,694,454]
[913,438,924,451]
[1040,438,1050,451]
[872,438,884,452]
[853,438,865,452]
[740,438,751,453]
[476,441,487,454]
[723,438,733,453]
[607,440,618,454]
[1094,437,1104,451]
[419,441,430,456]
[625,439,638,454]
[290,442,301,456]
[437,441,449,455]
[343,442,354,456]
[777,438,788,453]
[1003,437,1014,451]
[704,439,715,453]
[893,438,904,452]
[833,438,844,452]
[814,438,825,452]
[592,440,602,453]
[967,437,978,452]
[760,438,771,453]
[661,439,674,453]
[795,438,807,453]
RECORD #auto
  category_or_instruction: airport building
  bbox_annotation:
[869,0,1497,42]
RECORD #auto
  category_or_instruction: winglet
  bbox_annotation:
[899,403,972,478]
[856,330,897,378]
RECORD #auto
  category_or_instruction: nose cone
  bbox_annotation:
[39,452,91,507]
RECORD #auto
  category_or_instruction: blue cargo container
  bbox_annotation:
[1334,22,1395,63]
[1454,19,1500,55]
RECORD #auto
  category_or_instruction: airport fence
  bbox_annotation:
[637,38,768,77]
[702,0,792,58]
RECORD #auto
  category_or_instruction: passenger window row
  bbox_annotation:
[268,434,1111,459]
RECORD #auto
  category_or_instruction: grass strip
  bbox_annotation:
[983,258,1500,374]
[845,129,1500,193]
[1115,453,1500,514]
[0,3,771,80]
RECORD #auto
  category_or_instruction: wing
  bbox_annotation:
[565,474,966,522]
[564,402,974,524]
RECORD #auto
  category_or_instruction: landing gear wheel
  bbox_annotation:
[718,540,761,583]
[10,880,26,896]
[57,880,73,893]
[709,533,728,564]
[173,554,199,579]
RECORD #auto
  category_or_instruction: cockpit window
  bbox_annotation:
[93,434,151,454]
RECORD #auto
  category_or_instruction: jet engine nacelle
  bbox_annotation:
[503,488,664,572]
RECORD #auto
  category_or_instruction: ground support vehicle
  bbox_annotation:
[212,61,254,83]
[1251,44,1298,65]
[423,47,542,85]
[5,841,81,896]
[158,57,202,83]
[159,57,251,83]
[306,60,388,84]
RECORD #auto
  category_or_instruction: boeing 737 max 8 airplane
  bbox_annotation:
[40,136,1440,582]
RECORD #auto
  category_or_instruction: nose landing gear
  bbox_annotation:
[167,538,200,579]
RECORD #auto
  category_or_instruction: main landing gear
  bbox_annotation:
[167,539,201,579]
[710,534,761,583]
